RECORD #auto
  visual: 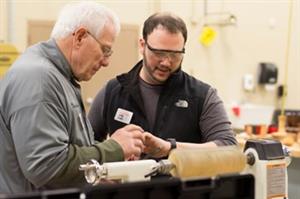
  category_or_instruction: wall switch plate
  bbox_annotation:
[243,74,254,91]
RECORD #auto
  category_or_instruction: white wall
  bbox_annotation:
[157,0,299,110]
[1,0,299,109]
[0,0,8,42]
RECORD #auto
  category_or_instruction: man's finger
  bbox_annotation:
[129,130,146,143]
[123,124,144,132]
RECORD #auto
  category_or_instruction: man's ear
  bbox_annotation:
[73,28,88,47]
[138,38,145,54]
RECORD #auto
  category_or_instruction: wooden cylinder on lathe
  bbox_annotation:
[168,146,247,179]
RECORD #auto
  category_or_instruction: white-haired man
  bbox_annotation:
[0,2,145,193]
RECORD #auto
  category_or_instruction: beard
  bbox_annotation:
[142,53,173,85]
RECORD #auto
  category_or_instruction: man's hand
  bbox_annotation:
[143,132,171,158]
[110,124,145,160]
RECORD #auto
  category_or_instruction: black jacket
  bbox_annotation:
[102,60,211,143]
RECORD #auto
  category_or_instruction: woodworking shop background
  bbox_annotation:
[0,0,299,127]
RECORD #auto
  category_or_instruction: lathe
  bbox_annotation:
[80,139,290,199]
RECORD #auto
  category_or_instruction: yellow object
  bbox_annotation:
[0,43,19,77]
[199,26,217,47]
[168,146,246,179]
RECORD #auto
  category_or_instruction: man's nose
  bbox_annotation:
[100,56,110,67]
[160,54,172,66]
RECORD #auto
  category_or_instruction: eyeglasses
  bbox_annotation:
[87,31,113,58]
[145,41,185,62]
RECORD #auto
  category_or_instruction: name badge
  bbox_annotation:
[114,108,133,124]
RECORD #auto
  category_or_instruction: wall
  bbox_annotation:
[0,0,299,109]
[0,0,8,42]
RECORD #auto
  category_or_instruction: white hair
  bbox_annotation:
[51,1,120,39]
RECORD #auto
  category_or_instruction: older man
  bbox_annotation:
[0,2,145,193]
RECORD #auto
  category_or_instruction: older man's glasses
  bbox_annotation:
[145,41,185,62]
[87,31,113,58]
